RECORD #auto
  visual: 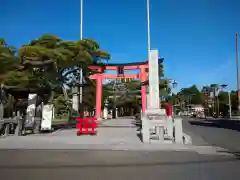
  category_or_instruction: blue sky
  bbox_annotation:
[1,0,240,91]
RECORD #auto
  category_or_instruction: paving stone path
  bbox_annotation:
[0,118,231,156]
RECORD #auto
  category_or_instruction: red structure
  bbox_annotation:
[76,117,97,135]
[166,104,173,117]
[89,59,163,119]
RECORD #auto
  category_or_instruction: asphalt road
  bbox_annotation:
[182,117,240,152]
[1,117,240,180]
[0,149,240,180]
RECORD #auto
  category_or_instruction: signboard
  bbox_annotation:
[210,92,214,98]
[215,88,220,96]
[41,104,54,131]
[25,94,37,128]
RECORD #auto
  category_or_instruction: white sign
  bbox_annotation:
[210,92,214,98]
[25,94,37,128]
[41,104,54,131]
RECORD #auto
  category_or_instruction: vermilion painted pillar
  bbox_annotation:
[166,104,173,116]
[95,74,103,119]
[140,67,147,113]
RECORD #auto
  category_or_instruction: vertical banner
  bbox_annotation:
[210,92,214,98]
[41,104,54,131]
[25,94,37,128]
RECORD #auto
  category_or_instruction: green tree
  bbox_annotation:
[218,91,229,116]
[178,85,203,105]
[0,39,20,83]
[0,35,111,118]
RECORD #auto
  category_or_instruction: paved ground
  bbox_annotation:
[0,118,142,146]
[182,117,240,152]
[0,149,239,180]
[0,118,229,155]
[1,117,240,180]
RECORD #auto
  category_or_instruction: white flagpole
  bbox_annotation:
[80,0,83,40]
[147,0,151,57]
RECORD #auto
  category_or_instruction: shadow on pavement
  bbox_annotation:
[52,122,76,131]
[136,131,143,142]
[217,150,240,160]
[0,155,239,169]
[189,119,240,132]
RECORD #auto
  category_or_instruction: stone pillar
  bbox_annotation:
[142,115,150,143]
[0,103,3,120]
[155,126,164,141]
[0,103,3,131]
[148,50,160,109]
[174,118,183,144]
[72,87,78,112]
[116,108,118,118]
[166,116,174,139]
[110,110,113,119]
[142,50,166,143]
[103,107,108,119]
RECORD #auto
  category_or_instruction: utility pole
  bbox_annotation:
[210,85,219,117]
[170,79,178,116]
[187,94,195,116]
[236,32,240,114]
[228,91,232,119]
[216,94,219,117]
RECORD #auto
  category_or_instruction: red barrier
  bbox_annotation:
[166,104,173,116]
[76,117,97,135]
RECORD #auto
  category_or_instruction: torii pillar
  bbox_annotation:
[96,74,103,120]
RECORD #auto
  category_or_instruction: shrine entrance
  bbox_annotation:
[89,59,162,120]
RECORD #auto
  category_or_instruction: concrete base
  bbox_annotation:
[174,117,183,144]
[142,108,167,144]
[230,116,240,120]
[141,112,186,144]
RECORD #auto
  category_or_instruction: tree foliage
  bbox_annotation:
[178,85,203,105]
[1,34,173,116]
[0,35,110,112]
[168,83,238,117]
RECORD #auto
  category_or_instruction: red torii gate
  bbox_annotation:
[89,59,163,119]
